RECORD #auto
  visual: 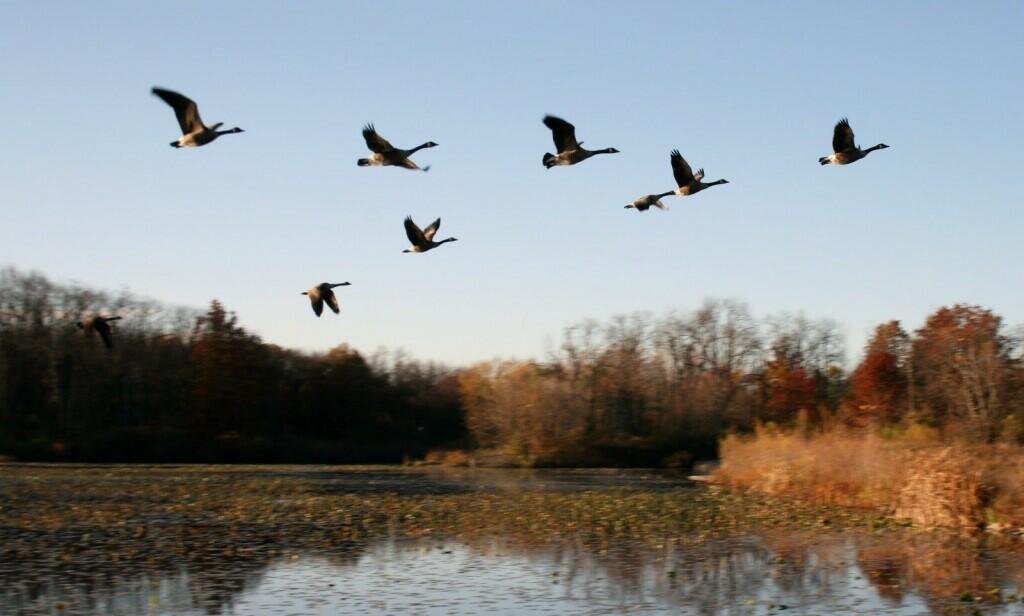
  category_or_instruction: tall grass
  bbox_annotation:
[715,424,1024,530]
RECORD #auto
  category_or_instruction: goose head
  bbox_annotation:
[424,141,439,148]
[211,122,243,134]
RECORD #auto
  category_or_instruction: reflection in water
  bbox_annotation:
[1,466,1023,614]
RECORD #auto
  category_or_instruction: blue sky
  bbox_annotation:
[2,1,1022,364]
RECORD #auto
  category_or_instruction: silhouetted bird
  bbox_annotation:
[819,118,889,165]
[626,192,674,212]
[403,216,457,253]
[357,124,437,171]
[671,150,729,196]
[542,115,619,168]
[151,87,244,148]
[301,282,351,317]
[76,315,122,349]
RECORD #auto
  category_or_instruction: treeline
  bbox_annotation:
[0,268,462,462]
[459,302,846,466]
[1,267,1022,465]
[460,302,1023,466]
[460,302,1023,465]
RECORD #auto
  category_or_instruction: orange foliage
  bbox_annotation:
[762,357,816,424]
[846,321,908,427]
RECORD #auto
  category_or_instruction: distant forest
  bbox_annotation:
[1,267,1022,465]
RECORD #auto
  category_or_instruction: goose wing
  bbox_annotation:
[543,115,580,153]
[832,118,856,153]
[363,124,394,153]
[323,289,340,314]
[670,150,695,186]
[404,216,427,245]
[307,288,324,317]
[422,218,441,241]
[94,319,114,349]
[397,158,427,171]
[151,87,205,134]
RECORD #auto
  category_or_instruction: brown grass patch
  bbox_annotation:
[715,425,1024,530]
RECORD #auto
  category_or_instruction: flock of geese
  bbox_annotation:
[73,87,890,348]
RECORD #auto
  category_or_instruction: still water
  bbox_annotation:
[1,465,1022,615]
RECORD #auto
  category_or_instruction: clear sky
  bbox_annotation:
[2,1,1022,365]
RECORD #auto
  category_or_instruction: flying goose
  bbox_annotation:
[542,115,619,168]
[626,192,674,212]
[671,150,728,196]
[819,118,889,165]
[403,216,457,253]
[357,124,437,171]
[301,282,351,317]
[76,315,122,349]
[151,87,244,148]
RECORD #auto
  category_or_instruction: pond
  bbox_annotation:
[1,465,1022,614]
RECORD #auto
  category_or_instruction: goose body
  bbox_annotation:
[671,150,728,196]
[819,118,888,165]
[301,282,351,317]
[542,115,619,168]
[151,87,244,148]
[403,216,457,253]
[626,191,674,212]
[76,315,122,349]
[357,124,437,171]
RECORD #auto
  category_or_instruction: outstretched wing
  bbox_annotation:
[363,124,394,153]
[833,118,856,153]
[398,158,428,171]
[422,218,441,240]
[670,149,695,186]
[95,320,114,349]
[324,290,340,314]
[307,288,324,317]
[543,115,579,153]
[152,87,205,134]
[404,216,426,245]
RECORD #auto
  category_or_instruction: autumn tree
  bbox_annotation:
[760,315,844,425]
[189,300,277,438]
[912,304,1021,440]
[845,321,909,427]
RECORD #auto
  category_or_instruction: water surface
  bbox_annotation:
[1,465,1022,614]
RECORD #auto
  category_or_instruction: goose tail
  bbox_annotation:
[357,158,371,166]
[542,153,555,168]
[818,156,830,165]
